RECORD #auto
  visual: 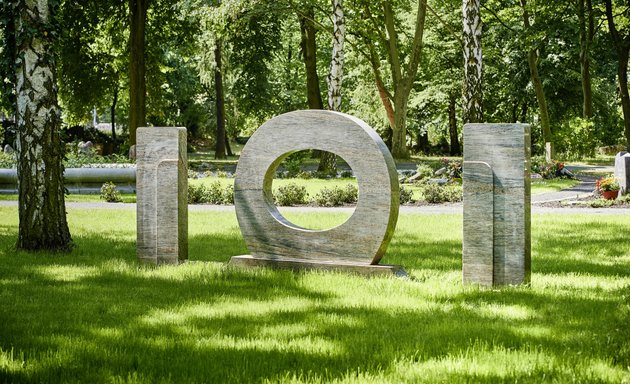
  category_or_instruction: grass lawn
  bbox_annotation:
[0,207,628,383]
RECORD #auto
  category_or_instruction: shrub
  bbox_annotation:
[0,152,15,168]
[414,164,434,183]
[274,183,309,206]
[421,183,462,204]
[204,181,225,204]
[589,198,615,208]
[222,184,234,204]
[187,170,199,179]
[297,171,312,179]
[100,182,123,203]
[531,158,573,180]
[314,184,358,207]
[188,183,207,204]
[216,170,228,178]
[340,170,353,178]
[399,186,414,204]
[283,152,307,178]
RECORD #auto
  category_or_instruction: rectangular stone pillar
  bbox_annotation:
[614,151,630,195]
[463,123,531,286]
[137,127,188,264]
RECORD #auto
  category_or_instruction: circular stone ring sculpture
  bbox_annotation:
[234,110,399,266]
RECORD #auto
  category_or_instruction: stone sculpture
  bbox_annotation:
[136,127,188,264]
[614,151,630,195]
[231,110,401,275]
[463,123,531,286]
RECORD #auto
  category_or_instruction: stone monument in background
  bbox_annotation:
[462,123,531,286]
[136,127,188,264]
[614,151,630,195]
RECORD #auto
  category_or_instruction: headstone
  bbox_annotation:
[463,123,531,286]
[231,110,400,274]
[545,142,553,162]
[128,144,136,160]
[78,141,94,156]
[615,151,630,195]
[3,144,13,155]
[136,127,188,265]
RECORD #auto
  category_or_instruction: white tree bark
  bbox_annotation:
[463,0,483,123]
[15,0,71,250]
[327,0,345,112]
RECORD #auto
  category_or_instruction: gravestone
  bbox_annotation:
[136,127,188,264]
[231,110,402,275]
[3,144,13,155]
[463,123,531,286]
[78,141,94,156]
[614,151,630,195]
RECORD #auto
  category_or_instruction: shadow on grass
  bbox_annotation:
[0,214,629,382]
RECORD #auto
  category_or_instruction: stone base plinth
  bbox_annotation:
[228,255,407,277]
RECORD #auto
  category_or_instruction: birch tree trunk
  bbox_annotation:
[214,39,227,160]
[462,0,483,124]
[15,0,71,251]
[318,0,345,174]
[578,0,594,119]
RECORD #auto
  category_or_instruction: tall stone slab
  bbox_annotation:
[137,127,188,264]
[614,151,630,195]
[463,124,531,286]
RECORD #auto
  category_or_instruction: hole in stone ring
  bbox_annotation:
[263,149,359,231]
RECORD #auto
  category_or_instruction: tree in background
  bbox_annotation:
[128,0,148,145]
[462,0,483,125]
[520,0,554,158]
[14,0,71,250]
[605,0,630,151]
[353,0,428,159]
[318,0,346,174]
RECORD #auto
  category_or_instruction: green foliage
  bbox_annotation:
[414,163,434,183]
[314,184,358,207]
[440,158,462,180]
[531,158,570,180]
[273,182,309,206]
[188,181,234,205]
[399,186,414,204]
[596,175,620,192]
[555,118,598,160]
[99,182,122,203]
[421,183,462,204]
[64,152,134,168]
[281,152,308,179]
[0,151,15,168]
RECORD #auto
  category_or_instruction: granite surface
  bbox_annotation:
[234,110,399,265]
[137,127,188,264]
[463,123,531,286]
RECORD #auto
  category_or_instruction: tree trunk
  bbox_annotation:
[605,0,630,150]
[521,0,553,157]
[578,0,594,119]
[318,0,345,175]
[387,0,427,159]
[617,45,630,150]
[299,7,324,110]
[111,86,118,145]
[128,0,148,146]
[462,0,483,124]
[15,0,71,251]
[214,40,227,160]
[225,134,233,157]
[448,94,461,155]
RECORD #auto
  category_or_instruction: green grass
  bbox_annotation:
[0,207,628,383]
